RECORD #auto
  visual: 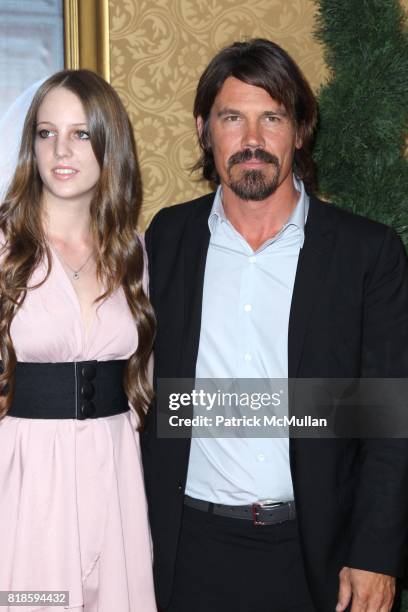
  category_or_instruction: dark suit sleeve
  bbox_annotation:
[145,208,162,304]
[347,228,408,576]
[141,209,162,469]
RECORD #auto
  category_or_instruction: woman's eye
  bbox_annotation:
[76,130,90,140]
[37,129,54,138]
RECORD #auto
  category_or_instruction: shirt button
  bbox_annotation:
[257,454,265,462]
[244,304,252,312]
[244,353,252,362]
[249,256,256,263]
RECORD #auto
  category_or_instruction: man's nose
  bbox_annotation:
[242,120,265,149]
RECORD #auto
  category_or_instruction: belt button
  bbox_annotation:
[82,364,96,380]
[81,381,95,399]
[81,400,96,418]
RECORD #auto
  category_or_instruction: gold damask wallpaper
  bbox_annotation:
[109,0,328,228]
[109,0,406,228]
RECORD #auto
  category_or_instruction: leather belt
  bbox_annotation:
[6,360,129,420]
[184,495,296,526]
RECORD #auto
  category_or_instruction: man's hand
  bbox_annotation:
[336,567,395,612]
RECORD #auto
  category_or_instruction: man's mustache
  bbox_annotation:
[227,148,279,169]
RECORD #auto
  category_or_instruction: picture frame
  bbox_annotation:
[64,0,110,81]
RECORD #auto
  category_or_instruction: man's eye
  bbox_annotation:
[265,115,280,122]
[225,115,240,122]
[37,129,54,138]
[76,130,90,140]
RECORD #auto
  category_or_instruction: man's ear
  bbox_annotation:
[295,130,303,150]
[196,115,205,143]
[196,115,211,151]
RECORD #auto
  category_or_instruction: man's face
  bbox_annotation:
[198,76,302,201]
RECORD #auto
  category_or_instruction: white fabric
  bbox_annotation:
[186,179,309,505]
[0,79,44,200]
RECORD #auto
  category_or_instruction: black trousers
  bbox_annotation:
[165,504,316,612]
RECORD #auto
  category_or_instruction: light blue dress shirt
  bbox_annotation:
[185,178,309,505]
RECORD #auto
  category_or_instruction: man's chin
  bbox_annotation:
[228,170,279,201]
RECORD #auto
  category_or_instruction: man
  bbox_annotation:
[143,39,408,612]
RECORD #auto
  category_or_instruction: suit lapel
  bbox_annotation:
[288,196,336,378]
[179,195,213,378]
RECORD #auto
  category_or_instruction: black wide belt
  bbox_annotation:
[184,495,296,526]
[6,360,129,420]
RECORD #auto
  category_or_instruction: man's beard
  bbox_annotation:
[227,148,280,201]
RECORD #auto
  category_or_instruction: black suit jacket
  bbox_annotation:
[143,192,408,611]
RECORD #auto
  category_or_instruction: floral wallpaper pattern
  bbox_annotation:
[111,0,403,228]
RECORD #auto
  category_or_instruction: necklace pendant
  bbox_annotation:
[73,272,80,280]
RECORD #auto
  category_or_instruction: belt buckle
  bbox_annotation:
[251,499,283,526]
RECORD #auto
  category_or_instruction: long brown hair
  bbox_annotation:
[193,38,318,192]
[0,69,155,426]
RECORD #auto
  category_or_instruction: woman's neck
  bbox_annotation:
[41,195,92,246]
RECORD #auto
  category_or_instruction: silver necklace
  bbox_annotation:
[53,247,93,280]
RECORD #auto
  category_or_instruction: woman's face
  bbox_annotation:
[34,86,101,208]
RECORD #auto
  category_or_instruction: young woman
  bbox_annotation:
[0,70,157,611]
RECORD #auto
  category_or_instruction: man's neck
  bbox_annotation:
[221,174,300,251]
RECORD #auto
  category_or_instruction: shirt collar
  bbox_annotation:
[208,176,309,247]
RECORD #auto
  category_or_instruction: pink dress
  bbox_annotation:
[0,247,157,612]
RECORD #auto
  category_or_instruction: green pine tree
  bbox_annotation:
[313,2,408,608]
[313,0,408,248]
